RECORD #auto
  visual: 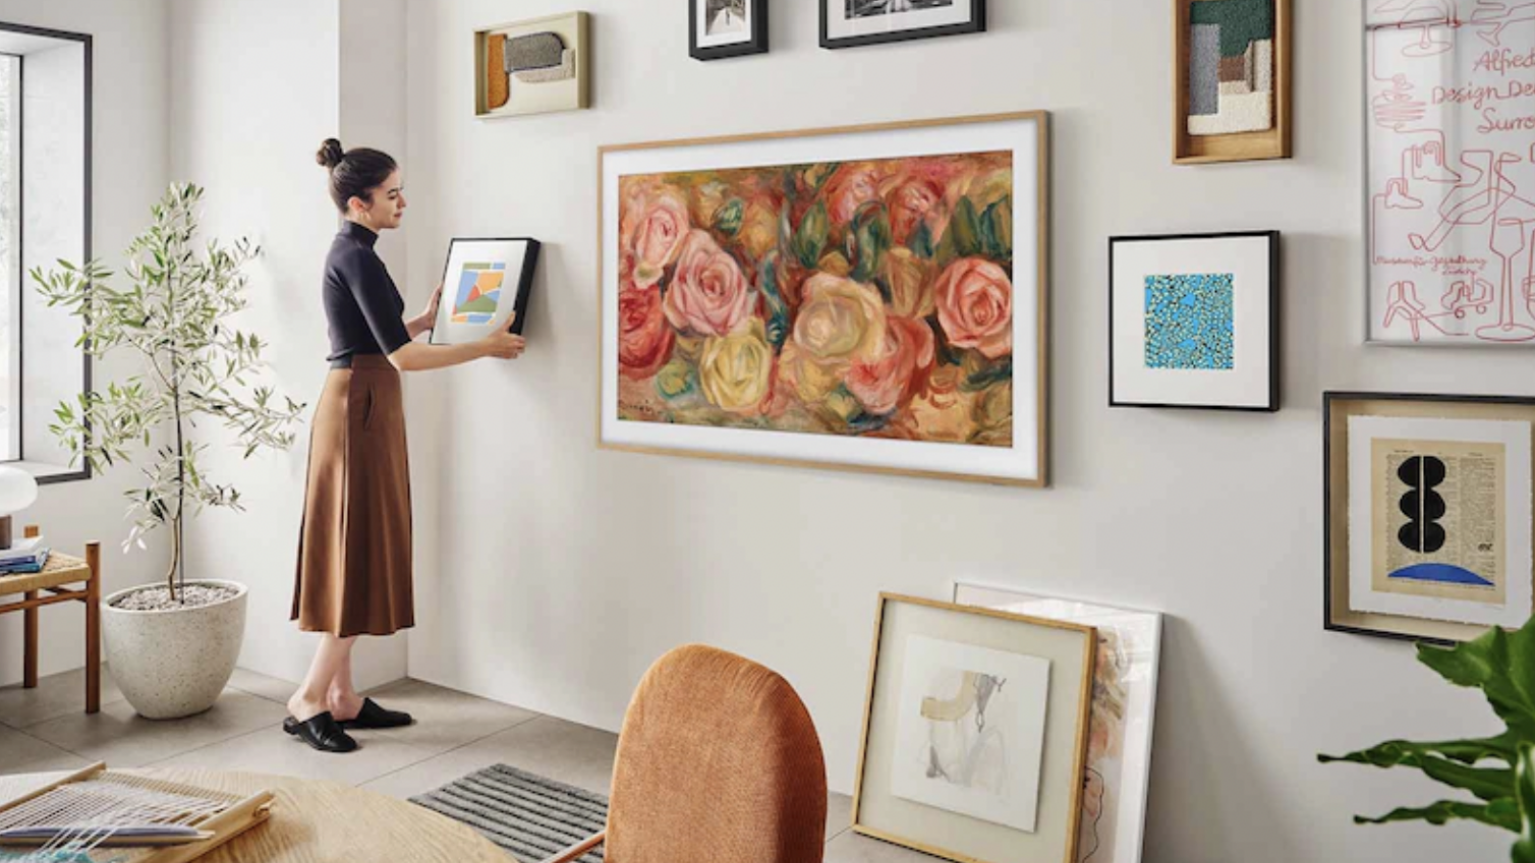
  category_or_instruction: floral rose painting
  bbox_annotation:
[615,150,1015,446]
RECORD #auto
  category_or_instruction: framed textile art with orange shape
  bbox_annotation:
[598,112,1049,487]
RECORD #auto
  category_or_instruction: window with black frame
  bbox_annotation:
[0,23,91,483]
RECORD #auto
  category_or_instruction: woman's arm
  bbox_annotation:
[388,324,525,372]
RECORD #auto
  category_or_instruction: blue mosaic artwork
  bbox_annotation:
[1144,273,1235,370]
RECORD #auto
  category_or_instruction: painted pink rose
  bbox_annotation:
[618,283,674,380]
[663,230,755,336]
[846,317,937,415]
[823,162,886,224]
[621,187,691,286]
[935,258,1012,359]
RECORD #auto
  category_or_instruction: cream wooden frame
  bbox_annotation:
[596,111,1051,487]
[850,593,1096,863]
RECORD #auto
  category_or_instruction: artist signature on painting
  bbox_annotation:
[618,400,665,421]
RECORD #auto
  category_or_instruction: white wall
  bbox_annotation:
[0,0,170,687]
[403,2,1519,862]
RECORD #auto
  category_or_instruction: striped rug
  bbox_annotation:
[410,764,608,862]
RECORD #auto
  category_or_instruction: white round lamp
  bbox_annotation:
[0,466,39,549]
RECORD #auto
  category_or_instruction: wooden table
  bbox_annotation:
[0,769,513,863]
[0,530,100,713]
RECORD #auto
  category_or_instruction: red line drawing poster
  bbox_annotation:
[1368,1,1535,345]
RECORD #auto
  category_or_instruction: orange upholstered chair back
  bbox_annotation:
[604,644,827,863]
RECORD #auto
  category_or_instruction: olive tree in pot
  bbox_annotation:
[34,183,303,719]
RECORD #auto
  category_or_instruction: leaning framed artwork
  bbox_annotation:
[1173,0,1292,164]
[474,12,590,119]
[1324,392,1535,644]
[822,0,985,50]
[953,583,1162,863]
[1365,1,1535,345]
[429,238,540,344]
[598,111,1049,486]
[690,0,767,61]
[852,593,1095,863]
[1109,232,1279,411]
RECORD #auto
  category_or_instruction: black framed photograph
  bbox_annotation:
[1324,392,1535,645]
[429,238,540,345]
[1109,231,1280,412]
[821,0,985,50]
[690,0,767,61]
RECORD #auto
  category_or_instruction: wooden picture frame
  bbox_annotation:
[1173,0,1292,164]
[851,593,1096,863]
[690,0,768,61]
[597,111,1050,487]
[821,0,985,50]
[1108,231,1281,412]
[474,12,590,119]
[1324,392,1535,645]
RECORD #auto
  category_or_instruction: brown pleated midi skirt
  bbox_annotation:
[292,355,414,637]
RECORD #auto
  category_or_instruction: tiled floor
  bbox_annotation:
[0,667,908,861]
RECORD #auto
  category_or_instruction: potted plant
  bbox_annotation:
[1319,618,1535,861]
[34,182,304,719]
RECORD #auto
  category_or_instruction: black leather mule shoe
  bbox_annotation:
[338,698,414,730]
[283,711,359,753]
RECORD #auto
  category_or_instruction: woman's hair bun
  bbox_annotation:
[316,138,345,170]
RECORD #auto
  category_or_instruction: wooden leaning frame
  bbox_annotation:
[596,111,1052,488]
[849,593,1097,863]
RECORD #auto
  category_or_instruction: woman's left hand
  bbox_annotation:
[421,282,443,326]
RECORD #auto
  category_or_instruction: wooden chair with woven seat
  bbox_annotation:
[542,644,828,863]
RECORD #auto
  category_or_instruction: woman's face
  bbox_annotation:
[349,169,407,231]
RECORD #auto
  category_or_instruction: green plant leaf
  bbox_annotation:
[1516,744,1535,863]
[1354,798,1521,833]
[1319,732,1522,768]
[1419,620,1535,742]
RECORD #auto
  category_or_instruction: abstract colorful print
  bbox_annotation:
[615,150,1015,448]
[1144,273,1235,370]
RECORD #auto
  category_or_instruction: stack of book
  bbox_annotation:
[0,536,49,575]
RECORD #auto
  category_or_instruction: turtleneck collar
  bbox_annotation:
[341,219,379,249]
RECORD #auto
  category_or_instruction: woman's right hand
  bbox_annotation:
[479,314,526,360]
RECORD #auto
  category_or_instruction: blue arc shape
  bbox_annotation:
[1388,563,1495,587]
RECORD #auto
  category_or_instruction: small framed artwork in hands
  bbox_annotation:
[429,238,541,345]
[475,12,590,119]
[822,0,985,50]
[1325,392,1535,644]
[852,593,1096,863]
[1109,231,1280,411]
[690,0,767,61]
[953,582,1162,863]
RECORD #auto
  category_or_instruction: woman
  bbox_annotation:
[285,139,524,753]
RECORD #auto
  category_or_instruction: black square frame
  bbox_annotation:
[820,0,985,50]
[1108,230,1281,412]
[690,0,768,61]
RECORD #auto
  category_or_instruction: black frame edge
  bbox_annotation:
[690,0,768,61]
[821,0,985,50]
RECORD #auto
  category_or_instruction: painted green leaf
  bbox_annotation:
[848,205,892,285]
[937,197,982,266]
[908,222,936,259]
[714,199,744,237]
[756,252,789,349]
[792,201,830,269]
[981,196,1013,260]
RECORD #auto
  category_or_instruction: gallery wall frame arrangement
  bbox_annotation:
[1365,1,1535,346]
[1324,392,1535,645]
[952,583,1162,863]
[474,11,590,119]
[598,111,1050,487]
[1173,0,1293,164]
[690,0,767,60]
[1109,231,1280,412]
[429,238,541,345]
[822,0,986,50]
[852,594,1096,863]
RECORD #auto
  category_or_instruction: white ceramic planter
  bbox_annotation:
[101,580,248,720]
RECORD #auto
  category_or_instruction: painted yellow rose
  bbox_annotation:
[884,248,937,319]
[779,274,887,404]
[699,320,774,414]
